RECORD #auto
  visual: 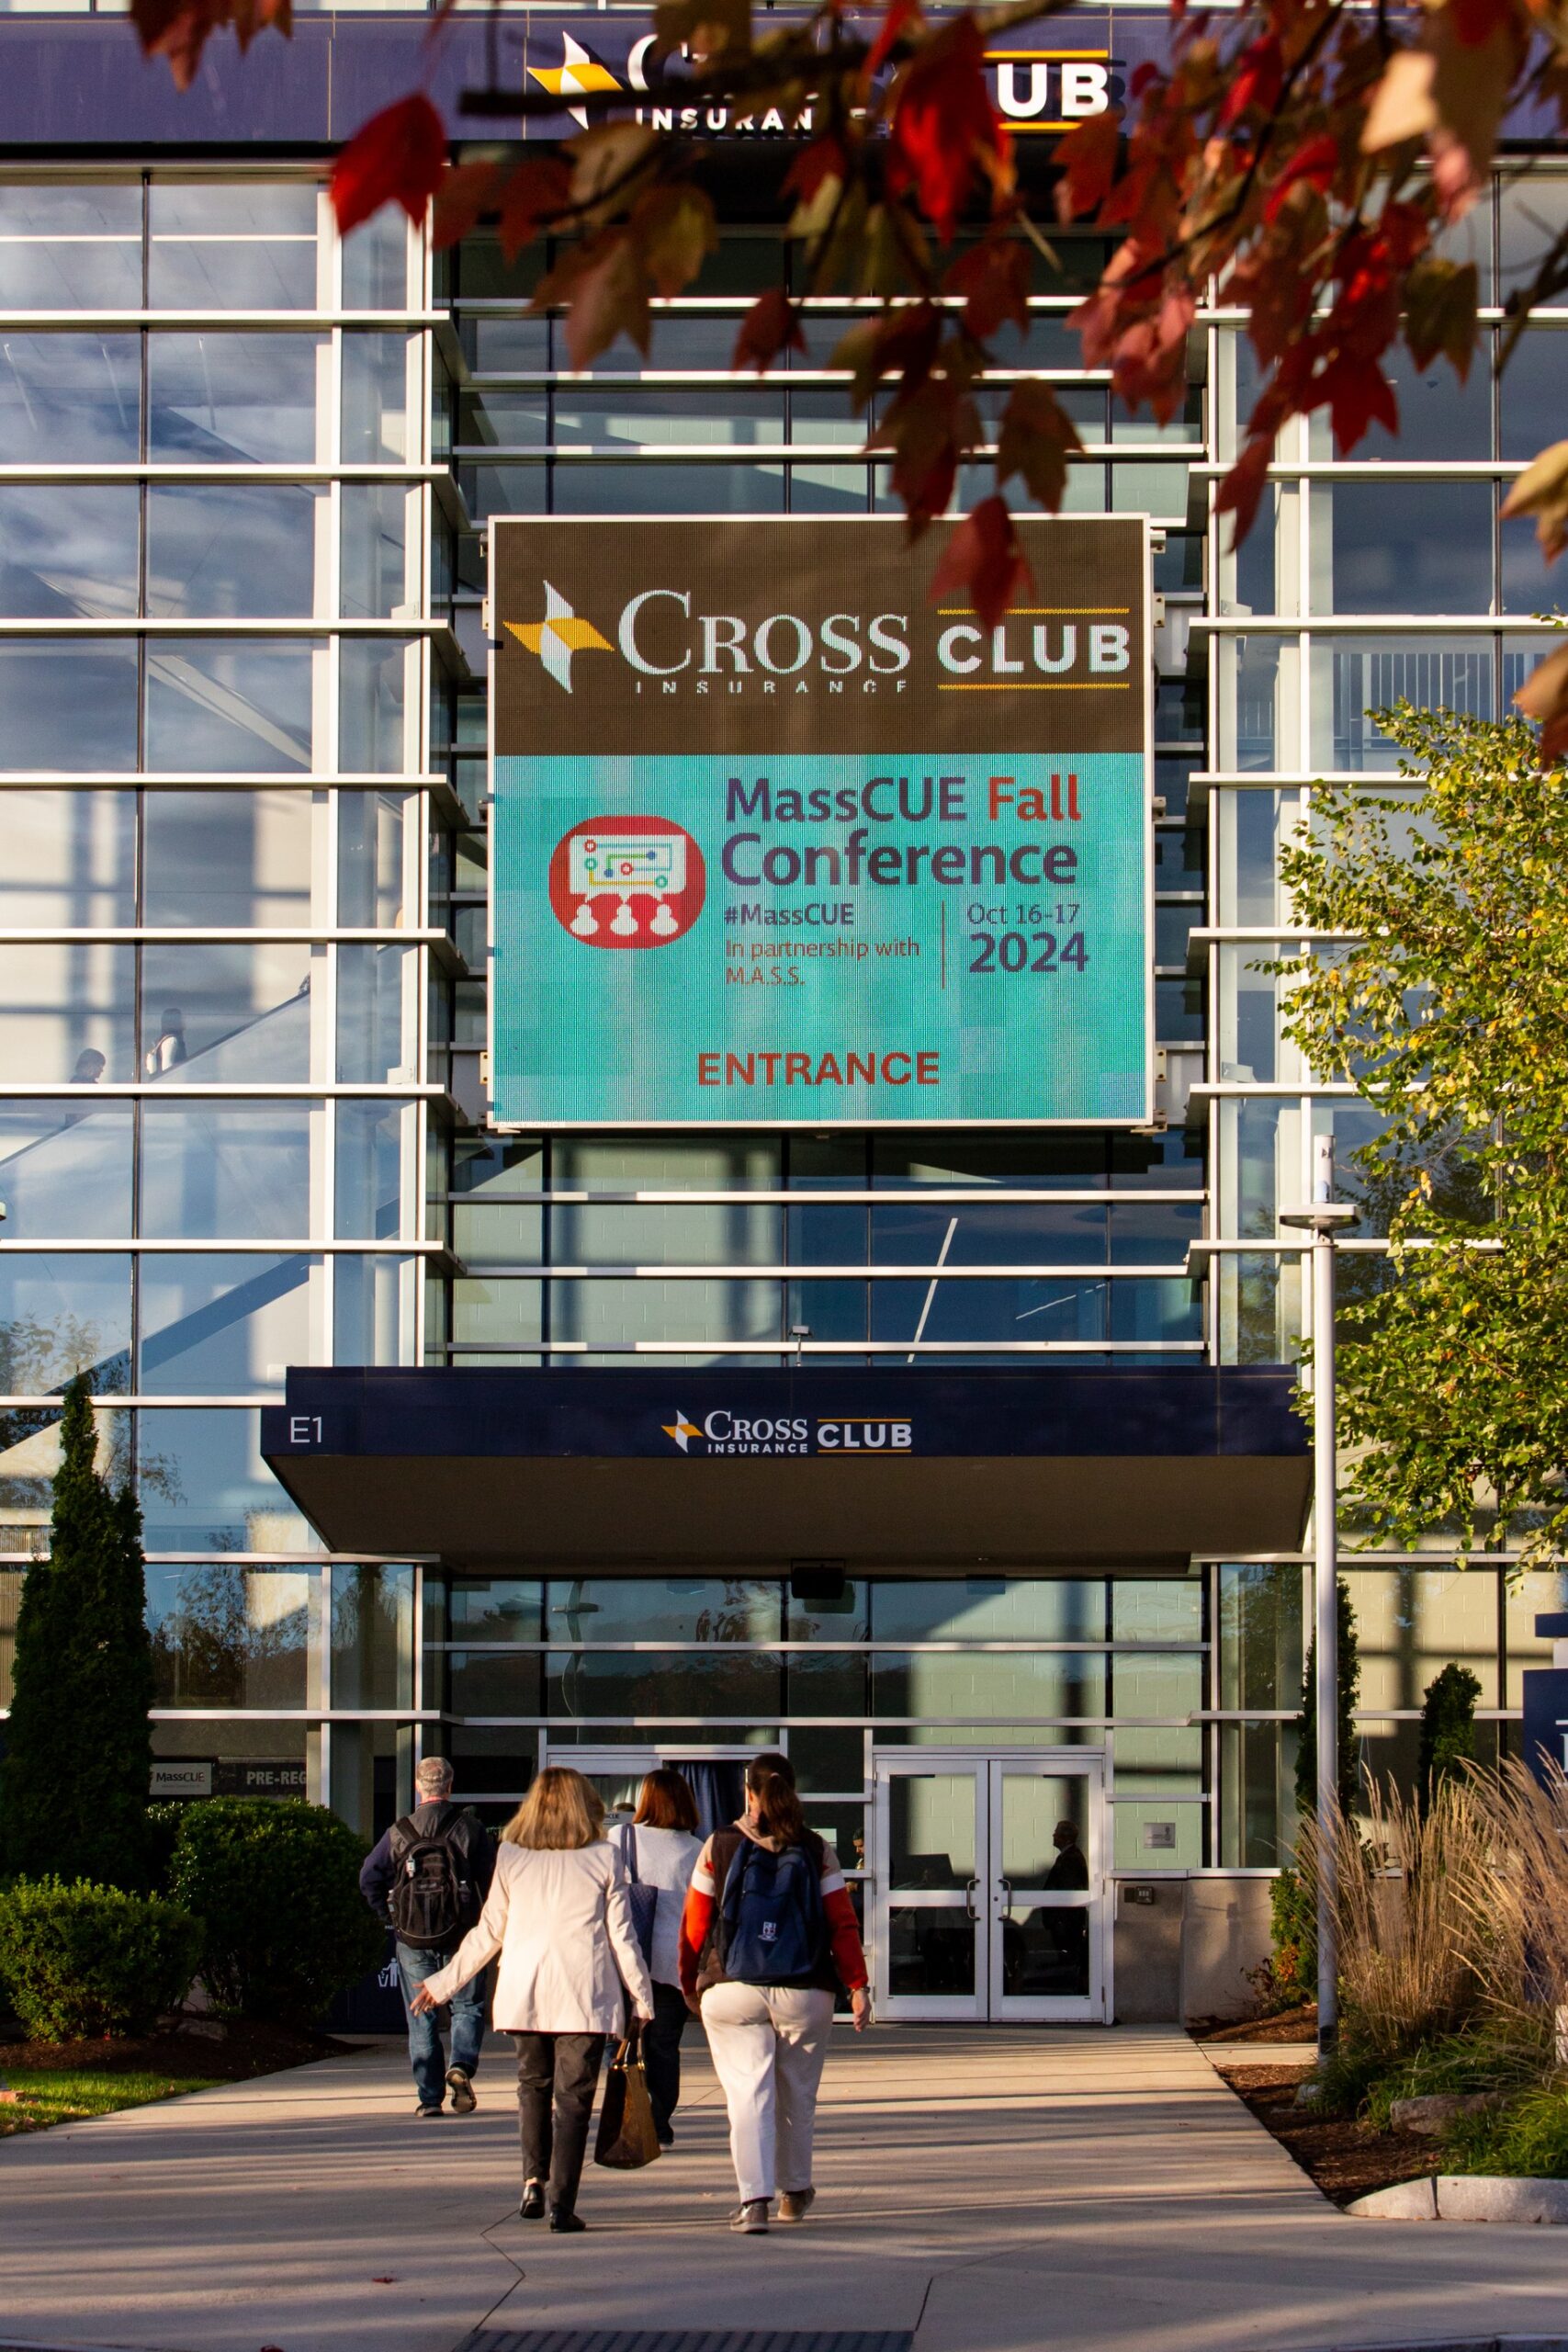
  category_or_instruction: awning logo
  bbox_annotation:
[506,582,612,694]
[527,32,621,130]
[662,1411,703,1453]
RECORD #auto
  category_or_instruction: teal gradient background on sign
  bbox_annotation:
[492,754,1148,1126]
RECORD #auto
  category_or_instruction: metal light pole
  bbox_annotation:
[1280,1132,1357,2061]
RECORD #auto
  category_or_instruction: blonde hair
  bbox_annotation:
[502,1765,605,1851]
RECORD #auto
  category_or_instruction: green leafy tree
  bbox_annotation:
[1276,707,1568,1566]
[1418,1662,1483,1814]
[0,1375,153,1888]
[1294,1577,1362,1819]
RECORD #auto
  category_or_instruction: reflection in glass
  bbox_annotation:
[145,639,313,773]
[139,941,313,1081]
[549,1577,778,1644]
[0,789,135,929]
[0,1102,133,1238]
[338,790,408,925]
[0,484,139,618]
[149,333,323,464]
[341,482,411,621]
[342,330,410,462]
[148,181,317,310]
[335,1100,403,1238]
[146,484,320,619]
[0,1251,130,1394]
[873,1580,1109,1642]
[0,335,141,463]
[887,1905,976,1996]
[332,1563,413,1707]
[138,1406,312,1553]
[334,1252,410,1365]
[342,208,408,311]
[1310,481,1494,615]
[339,639,409,773]
[0,641,139,772]
[546,1648,784,1721]
[138,1252,314,1394]
[0,185,141,307]
[335,944,409,1081]
[142,789,315,927]
[0,1407,130,1558]
[0,943,136,1083]
[873,1649,1107,1724]
[1314,638,1493,771]
[140,1102,313,1240]
[147,1562,312,1706]
[1000,1905,1089,1998]
[888,1772,976,1886]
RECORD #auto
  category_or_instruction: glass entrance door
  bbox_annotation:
[872,1752,1106,2022]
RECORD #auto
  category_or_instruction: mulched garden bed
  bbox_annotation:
[0,2018,357,2083]
[1215,2060,1442,2208]
[1197,2003,1317,2044]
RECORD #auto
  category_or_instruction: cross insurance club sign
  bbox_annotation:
[488,516,1153,1128]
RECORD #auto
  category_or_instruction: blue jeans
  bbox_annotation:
[396,1940,488,2109]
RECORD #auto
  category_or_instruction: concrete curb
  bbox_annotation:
[1347,2177,1568,2223]
[1269,2340,1568,2351]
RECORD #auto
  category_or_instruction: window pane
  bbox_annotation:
[0,942,135,1081]
[0,640,139,772]
[145,639,313,773]
[140,941,313,1080]
[332,1564,413,1707]
[342,209,408,311]
[872,1580,1108,1640]
[148,1562,313,1707]
[146,484,320,620]
[334,1252,411,1363]
[138,1406,311,1551]
[340,482,410,620]
[0,787,134,927]
[1309,481,1494,615]
[0,1405,130,1560]
[335,943,411,1081]
[337,789,408,925]
[342,330,410,462]
[0,1101,133,1238]
[872,1650,1107,1723]
[142,787,314,926]
[335,1100,404,1238]
[148,180,317,310]
[149,333,323,465]
[0,484,139,619]
[0,1250,130,1394]
[0,184,141,307]
[339,639,409,774]
[140,1102,313,1239]
[1500,327,1568,461]
[551,462,786,514]
[1307,340,1493,462]
[1312,638,1493,770]
[138,1251,314,1394]
[0,334,141,463]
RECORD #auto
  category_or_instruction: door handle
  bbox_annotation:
[996,1874,1012,1916]
[964,1877,980,1920]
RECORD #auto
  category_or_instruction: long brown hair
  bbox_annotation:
[635,1767,698,1833]
[748,1767,807,1847]
[502,1765,605,1850]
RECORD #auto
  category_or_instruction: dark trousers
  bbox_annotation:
[641,1982,689,2143]
[515,2030,605,2214]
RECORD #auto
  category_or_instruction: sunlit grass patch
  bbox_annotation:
[0,2068,219,2135]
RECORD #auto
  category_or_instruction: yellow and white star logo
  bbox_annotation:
[528,32,621,130]
[662,1412,703,1453]
[505,582,613,695]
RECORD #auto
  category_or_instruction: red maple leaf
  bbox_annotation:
[332,95,447,236]
[733,288,805,373]
[930,496,1032,630]
[887,15,1010,243]
[867,0,921,77]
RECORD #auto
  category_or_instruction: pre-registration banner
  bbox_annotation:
[490,516,1150,1128]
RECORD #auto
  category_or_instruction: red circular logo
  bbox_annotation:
[548,814,706,949]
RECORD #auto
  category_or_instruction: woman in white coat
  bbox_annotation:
[412,1765,653,2233]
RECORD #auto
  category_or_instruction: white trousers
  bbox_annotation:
[700,1981,835,2202]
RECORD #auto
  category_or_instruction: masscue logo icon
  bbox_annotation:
[550,813,706,947]
[505,582,613,694]
[660,1409,914,1456]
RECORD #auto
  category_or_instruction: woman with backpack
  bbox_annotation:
[616,1768,703,2147]
[679,1754,870,2234]
[411,1765,654,2233]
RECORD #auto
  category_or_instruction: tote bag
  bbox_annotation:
[593,2028,662,2170]
[617,1822,660,1964]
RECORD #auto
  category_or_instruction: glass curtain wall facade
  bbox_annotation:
[0,110,1559,1882]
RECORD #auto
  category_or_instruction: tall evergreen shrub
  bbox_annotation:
[1294,1575,1363,1817]
[0,1375,153,1887]
[1418,1661,1482,1812]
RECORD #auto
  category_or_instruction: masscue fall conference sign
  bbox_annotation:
[489,514,1152,1128]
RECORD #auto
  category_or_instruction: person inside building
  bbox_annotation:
[679,1752,871,2235]
[359,1754,495,2118]
[141,1006,187,1077]
[617,1767,703,2147]
[411,1764,654,2233]
[1045,1818,1090,1985]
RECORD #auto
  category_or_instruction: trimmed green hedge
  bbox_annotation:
[0,1876,203,2040]
[166,1798,384,2027]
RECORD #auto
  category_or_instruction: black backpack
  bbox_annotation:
[387,1811,475,1949]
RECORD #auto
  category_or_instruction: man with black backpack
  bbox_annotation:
[360,1756,496,2118]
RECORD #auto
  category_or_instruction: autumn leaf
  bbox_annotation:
[130,0,289,91]
[635,182,717,297]
[943,237,1030,341]
[886,14,1011,243]
[497,157,574,264]
[930,496,1032,629]
[331,96,447,237]
[1053,109,1120,224]
[996,380,1084,512]
[431,160,501,254]
[1404,255,1480,377]
[867,0,922,78]
[733,287,805,373]
[1214,433,1276,547]
[1502,438,1568,560]
[653,0,751,63]
[536,233,651,372]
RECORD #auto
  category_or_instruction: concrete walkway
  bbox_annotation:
[3,2026,1566,2352]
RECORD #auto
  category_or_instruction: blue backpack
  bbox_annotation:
[718,1835,826,1986]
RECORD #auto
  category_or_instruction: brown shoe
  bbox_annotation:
[776,2188,815,2224]
[729,2199,770,2233]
